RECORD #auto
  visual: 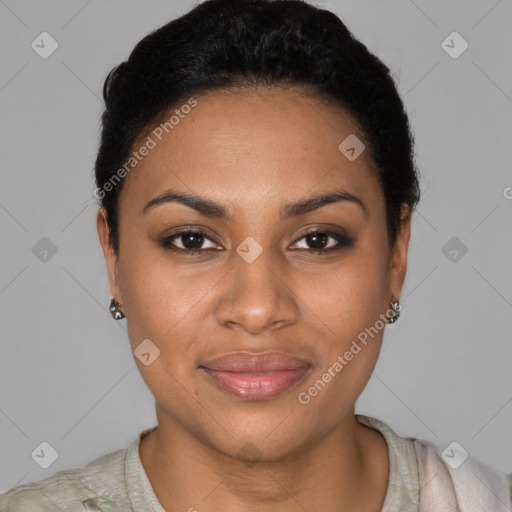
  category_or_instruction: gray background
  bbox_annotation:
[1,0,511,493]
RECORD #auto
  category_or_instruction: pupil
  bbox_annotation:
[308,231,327,249]
[183,232,203,249]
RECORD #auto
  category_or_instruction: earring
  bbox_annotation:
[387,298,402,324]
[109,298,125,320]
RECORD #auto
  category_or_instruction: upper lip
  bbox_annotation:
[200,351,311,372]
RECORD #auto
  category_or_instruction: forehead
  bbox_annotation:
[120,86,384,218]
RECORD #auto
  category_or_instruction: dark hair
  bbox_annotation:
[95,0,420,255]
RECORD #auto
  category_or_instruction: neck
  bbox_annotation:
[139,411,389,512]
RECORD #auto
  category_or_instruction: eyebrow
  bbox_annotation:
[142,188,368,220]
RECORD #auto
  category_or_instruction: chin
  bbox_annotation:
[195,410,316,463]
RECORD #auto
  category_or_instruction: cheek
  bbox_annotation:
[136,360,209,442]
[116,245,223,386]
[115,237,193,333]
[294,240,390,399]
[300,245,390,335]
[294,347,377,438]
[294,292,387,429]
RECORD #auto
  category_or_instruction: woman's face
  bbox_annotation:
[97,85,410,460]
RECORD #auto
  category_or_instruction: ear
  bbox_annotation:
[96,207,122,302]
[388,203,412,301]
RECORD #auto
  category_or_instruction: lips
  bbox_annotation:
[201,351,310,372]
[199,351,311,400]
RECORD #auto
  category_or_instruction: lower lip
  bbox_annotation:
[200,367,310,400]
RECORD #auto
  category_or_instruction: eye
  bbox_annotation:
[160,228,355,255]
[289,229,355,254]
[161,230,221,254]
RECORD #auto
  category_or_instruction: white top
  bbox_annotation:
[0,414,510,511]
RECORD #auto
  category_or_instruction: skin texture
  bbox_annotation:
[97,85,411,511]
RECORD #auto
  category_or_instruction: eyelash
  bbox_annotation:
[160,229,355,255]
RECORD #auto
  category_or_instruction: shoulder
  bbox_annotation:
[413,438,512,510]
[0,487,61,511]
[0,471,92,511]
[0,446,128,511]
[356,415,512,509]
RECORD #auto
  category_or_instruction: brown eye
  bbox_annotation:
[161,230,221,253]
[290,229,355,254]
[304,231,329,250]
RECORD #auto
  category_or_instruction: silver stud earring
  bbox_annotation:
[109,298,125,320]
[387,298,402,324]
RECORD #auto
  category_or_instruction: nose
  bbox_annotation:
[215,247,299,335]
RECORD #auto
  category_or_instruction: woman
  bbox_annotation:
[1,0,510,510]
